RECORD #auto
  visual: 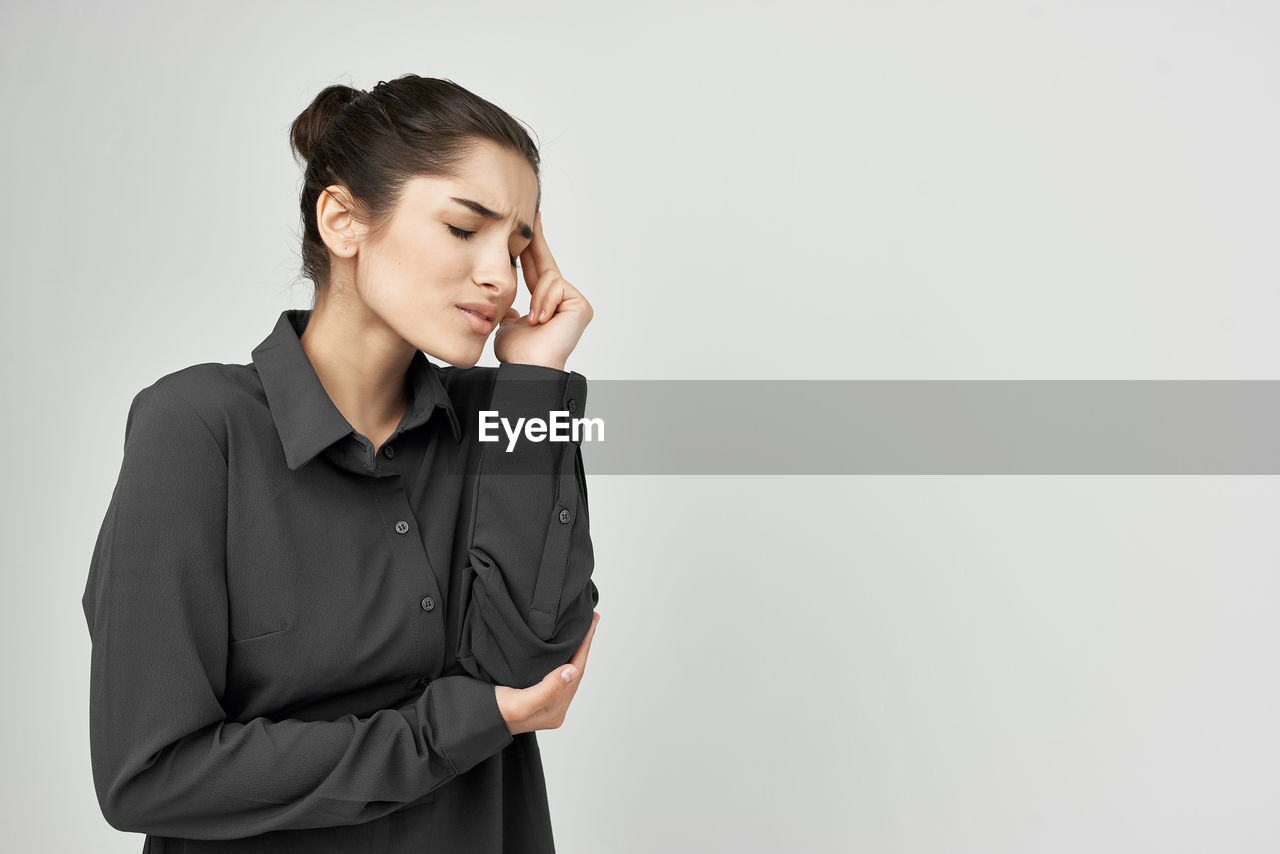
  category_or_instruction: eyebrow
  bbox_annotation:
[448,196,534,241]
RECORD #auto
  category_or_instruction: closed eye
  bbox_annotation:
[448,224,519,268]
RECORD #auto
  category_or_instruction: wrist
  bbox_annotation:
[494,684,527,735]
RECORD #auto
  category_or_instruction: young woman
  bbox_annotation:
[81,75,601,853]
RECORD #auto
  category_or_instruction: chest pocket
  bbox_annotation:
[224,476,428,713]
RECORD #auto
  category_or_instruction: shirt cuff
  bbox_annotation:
[411,674,513,777]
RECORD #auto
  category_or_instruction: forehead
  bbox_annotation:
[401,142,538,223]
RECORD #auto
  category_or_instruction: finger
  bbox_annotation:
[542,280,589,324]
[497,307,521,328]
[525,210,562,281]
[530,279,565,325]
[519,242,540,298]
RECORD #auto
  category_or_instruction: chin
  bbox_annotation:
[422,341,484,369]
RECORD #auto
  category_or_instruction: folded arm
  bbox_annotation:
[457,362,600,689]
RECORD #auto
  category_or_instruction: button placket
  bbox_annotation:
[378,478,447,678]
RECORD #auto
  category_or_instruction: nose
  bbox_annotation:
[473,254,518,301]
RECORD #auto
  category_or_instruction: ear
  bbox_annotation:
[316,185,363,256]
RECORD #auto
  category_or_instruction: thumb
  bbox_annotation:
[497,307,521,328]
[559,664,578,684]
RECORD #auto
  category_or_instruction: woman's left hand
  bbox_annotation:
[493,211,593,372]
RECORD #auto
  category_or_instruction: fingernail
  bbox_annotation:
[562,667,577,683]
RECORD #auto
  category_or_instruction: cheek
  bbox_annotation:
[360,231,469,315]
[417,243,469,291]
[389,229,455,277]
[392,256,457,303]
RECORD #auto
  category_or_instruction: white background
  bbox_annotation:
[2,0,1277,851]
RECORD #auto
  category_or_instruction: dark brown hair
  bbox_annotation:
[288,75,541,299]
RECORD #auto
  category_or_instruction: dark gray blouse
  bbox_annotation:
[81,308,599,852]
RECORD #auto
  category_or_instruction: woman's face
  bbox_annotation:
[344,140,539,368]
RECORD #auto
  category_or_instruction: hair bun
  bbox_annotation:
[288,84,366,165]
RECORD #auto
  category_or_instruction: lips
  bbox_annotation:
[456,303,497,322]
[456,304,496,334]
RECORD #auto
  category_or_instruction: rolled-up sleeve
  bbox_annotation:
[80,382,513,840]
[458,362,600,689]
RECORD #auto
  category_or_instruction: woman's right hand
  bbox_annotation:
[493,211,593,373]
[495,612,600,735]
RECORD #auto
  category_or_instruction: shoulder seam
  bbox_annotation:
[151,381,229,465]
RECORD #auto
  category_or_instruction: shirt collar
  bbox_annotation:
[251,308,462,470]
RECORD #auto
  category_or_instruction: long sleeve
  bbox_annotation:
[457,362,600,689]
[81,382,513,840]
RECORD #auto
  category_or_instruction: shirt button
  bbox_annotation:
[420,596,435,611]
[395,520,410,534]
[559,508,572,524]
[384,445,396,458]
